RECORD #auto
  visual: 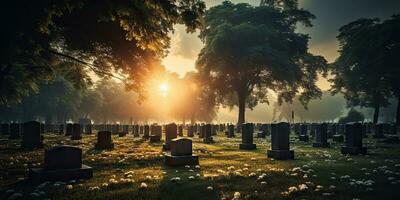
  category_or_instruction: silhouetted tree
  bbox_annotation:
[338,109,365,124]
[196,1,327,125]
[331,14,400,124]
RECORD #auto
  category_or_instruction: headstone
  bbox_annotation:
[187,125,194,137]
[341,122,367,155]
[1,123,10,135]
[112,124,120,134]
[313,123,330,147]
[361,124,367,138]
[199,125,204,138]
[150,125,162,142]
[374,123,385,138]
[143,125,150,139]
[227,124,235,138]
[164,138,199,167]
[240,123,256,150]
[66,123,73,136]
[267,122,294,160]
[71,123,81,140]
[85,124,92,134]
[203,124,213,143]
[133,125,139,137]
[163,123,177,150]
[332,134,344,142]
[22,121,43,149]
[9,123,20,139]
[29,145,93,181]
[95,131,114,149]
[59,124,64,135]
[299,124,309,141]
[178,125,183,137]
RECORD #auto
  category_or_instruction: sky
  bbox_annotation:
[161,0,400,122]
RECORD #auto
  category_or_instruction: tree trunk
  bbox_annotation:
[396,95,400,126]
[237,90,246,127]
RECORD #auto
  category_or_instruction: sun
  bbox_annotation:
[159,83,169,97]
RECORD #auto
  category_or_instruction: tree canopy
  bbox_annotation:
[330,14,400,124]
[196,1,327,125]
[0,0,205,105]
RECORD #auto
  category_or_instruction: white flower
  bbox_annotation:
[188,176,195,180]
[288,186,298,193]
[207,186,213,191]
[249,172,257,177]
[66,185,73,190]
[140,182,148,189]
[233,192,241,199]
[195,165,201,169]
[89,186,100,191]
[298,184,308,191]
[261,181,267,185]
[228,166,235,170]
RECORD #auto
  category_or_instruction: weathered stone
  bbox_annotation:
[313,123,330,147]
[240,123,256,150]
[374,123,385,138]
[30,145,92,181]
[227,124,235,138]
[163,123,177,150]
[341,122,367,155]
[9,123,20,139]
[66,123,73,136]
[1,123,10,135]
[71,123,81,140]
[203,124,213,144]
[165,138,198,167]
[150,125,162,142]
[143,125,150,139]
[95,131,114,149]
[22,121,43,149]
[267,122,294,160]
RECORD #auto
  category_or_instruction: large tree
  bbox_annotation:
[330,14,400,124]
[196,1,327,125]
[0,0,205,105]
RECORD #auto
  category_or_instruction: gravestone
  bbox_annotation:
[30,145,93,181]
[85,124,92,134]
[341,122,367,155]
[333,134,344,142]
[139,125,144,135]
[330,124,337,138]
[299,124,309,141]
[267,122,294,160]
[9,123,20,139]
[150,125,162,142]
[22,121,43,149]
[112,124,120,134]
[122,125,129,134]
[361,124,367,138]
[227,124,235,138]
[187,125,194,137]
[199,125,204,138]
[240,123,256,150]
[163,123,177,150]
[1,123,10,135]
[374,123,385,138]
[95,131,114,149]
[133,125,139,137]
[165,138,199,167]
[143,125,150,139]
[203,124,214,143]
[66,123,73,136]
[59,124,64,135]
[178,125,183,137]
[313,123,330,147]
[71,123,82,140]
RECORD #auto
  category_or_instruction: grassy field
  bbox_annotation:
[0,131,399,200]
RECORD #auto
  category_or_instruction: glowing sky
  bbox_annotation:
[161,0,400,122]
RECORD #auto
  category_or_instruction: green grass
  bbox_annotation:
[0,132,399,200]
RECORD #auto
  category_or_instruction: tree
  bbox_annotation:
[330,15,400,124]
[1,0,205,105]
[196,1,327,125]
[338,109,365,124]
